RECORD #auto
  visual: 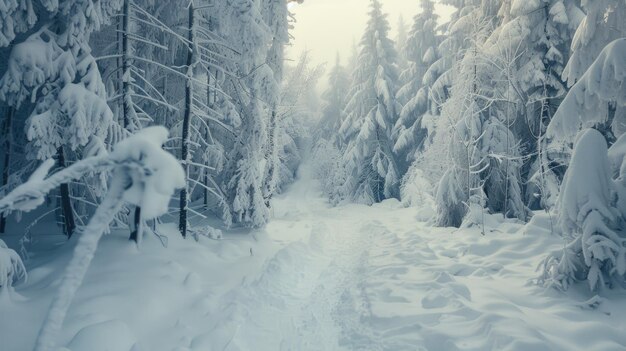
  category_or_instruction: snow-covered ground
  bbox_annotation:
[2,165,626,351]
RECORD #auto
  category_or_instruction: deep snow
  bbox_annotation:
[2,165,626,351]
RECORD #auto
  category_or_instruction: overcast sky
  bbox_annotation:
[286,0,455,89]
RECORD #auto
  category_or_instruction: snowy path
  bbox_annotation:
[201,166,626,351]
[3,166,626,351]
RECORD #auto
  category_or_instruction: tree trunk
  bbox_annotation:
[179,3,195,238]
[121,0,142,240]
[263,109,278,207]
[129,207,141,243]
[122,0,131,129]
[0,107,13,234]
[58,147,76,238]
[203,15,217,210]
[204,68,212,209]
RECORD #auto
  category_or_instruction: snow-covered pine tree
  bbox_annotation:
[491,0,583,211]
[393,0,439,167]
[433,3,488,227]
[547,38,626,141]
[317,54,350,142]
[221,0,275,228]
[539,129,623,291]
[415,0,481,189]
[0,1,36,48]
[261,0,290,207]
[396,15,409,72]
[276,52,324,191]
[563,0,626,88]
[429,0,481,112]
[562,0,626,140]
[339,0,401,204]
[540,38,626,291]
[0,0,123,237]
[433,0,528,227]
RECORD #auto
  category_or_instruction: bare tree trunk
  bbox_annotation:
[0,107,13,234]
[121,0,142,242]
[204,69,212,209]
[122,0,131,129]
[263,109,278,207]
[375,123,383,203]
[203,16,216,210]
[179,3,195,238]
[129,207,141,243]
[58,146,76,238]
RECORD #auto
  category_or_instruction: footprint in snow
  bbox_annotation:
[421,290,450,309]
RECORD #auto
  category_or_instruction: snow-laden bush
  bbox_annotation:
[0,239,26,292]
[399,165,435,220]
[435,169,467,228]
[539,129,625,291]
[400,165,434,207]
[310,139,348,205]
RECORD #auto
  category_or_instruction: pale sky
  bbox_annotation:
[286,0,455,89]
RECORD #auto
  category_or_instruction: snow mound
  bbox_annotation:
[67,320,137,351]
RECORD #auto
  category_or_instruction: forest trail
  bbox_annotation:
[196,165,626,351]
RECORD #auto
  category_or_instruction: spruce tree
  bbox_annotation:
[339,0,401,204]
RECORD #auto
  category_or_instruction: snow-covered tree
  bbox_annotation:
[317,54,350,142]
[563,0,626,88]
[0,23,118,237]
[311,138,348,205]
[276,52,323,191]
[339,0,401,204]
[548,38,626,141]
[490,0,583,210]
[0,238,26,295]
[394,0,439,166]
[177,1,239,237]
[261,0,290,207]
[396,15,409,72]
[539,129,624,291]
[433,1,528,227]
[540,38,626,291]
[417,1,483,194]
[429,0,481,112]
[221,0,275,228]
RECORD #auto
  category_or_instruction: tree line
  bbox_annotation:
[0,0,306,243]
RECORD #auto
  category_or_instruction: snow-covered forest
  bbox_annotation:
[1,0,626,350]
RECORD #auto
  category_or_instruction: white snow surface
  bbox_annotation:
[2,164,626,350]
